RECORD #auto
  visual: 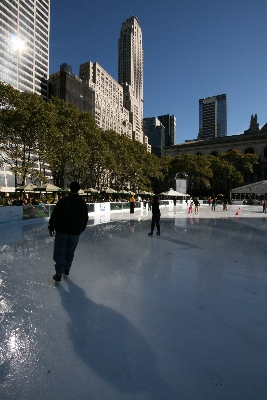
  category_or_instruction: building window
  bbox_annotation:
[245,147,254,154]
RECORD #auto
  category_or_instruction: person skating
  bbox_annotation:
[223,197,228,211]
[48,181,88,282]
[194,197,200,214]
[188,200,193,213]
[148,196,161,236]
[129,194,135,214]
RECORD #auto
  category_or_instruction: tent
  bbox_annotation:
[101,188,117,194]
[16,183,37,191]
[34,183,63,192]
[84,188,100,193]
[117,189,131,195]
[165,189,189,197]
[230,181,267,200]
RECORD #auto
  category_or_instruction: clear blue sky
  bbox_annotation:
[49,0,267,144]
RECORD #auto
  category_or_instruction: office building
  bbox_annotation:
[166,116,267,191]
[198,94,227,140]
[79,61,133,138]
[143,117,165,157]
[0,0,50,99]
[49,63,95,114]
[158,114,176,146]
[118,16,145,145]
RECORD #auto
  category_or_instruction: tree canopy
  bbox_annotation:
[0,81,260,195]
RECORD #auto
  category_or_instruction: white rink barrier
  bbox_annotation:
[0,206,23,224]
[0,200,183,224]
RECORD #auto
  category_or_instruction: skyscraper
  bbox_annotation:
[0,0,50,99]
[143,117,165,157]
[158,114,177,146]
[79,61,133,139]
[49,63,95,114]
[118,16,144,144]
[198,94,227,140]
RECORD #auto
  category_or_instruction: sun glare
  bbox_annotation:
[11,35,26,52]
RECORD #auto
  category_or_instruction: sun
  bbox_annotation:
[11,35,26,52]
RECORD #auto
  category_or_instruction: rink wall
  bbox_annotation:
[0,206,22,224]
[0,201,175,225]
[0,201,263,225]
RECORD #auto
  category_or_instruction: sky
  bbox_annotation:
[49,0,267,145]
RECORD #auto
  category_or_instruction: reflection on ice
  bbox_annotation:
[1,205,267,399]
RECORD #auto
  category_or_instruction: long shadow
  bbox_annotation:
[154,235,200,249]
[58,280,177,398]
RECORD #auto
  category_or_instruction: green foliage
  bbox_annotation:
[207,155,243,195]
[170,154,213,189]
[0,81,261,194]
[219,149,259,178]
[169,151,258,196]
[0,82,51,186]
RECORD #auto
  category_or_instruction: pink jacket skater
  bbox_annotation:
[188,201,193,213]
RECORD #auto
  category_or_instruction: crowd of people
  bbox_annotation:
[0,194,63,206]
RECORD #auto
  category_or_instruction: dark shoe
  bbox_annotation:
[148,231,153,236]
[156,231,161,236]
[53,273,61,282]
[63,269,69,276]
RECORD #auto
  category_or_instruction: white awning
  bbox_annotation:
[165,190,190,197]
[231,181,267,194]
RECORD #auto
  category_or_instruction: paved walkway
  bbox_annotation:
[0,205,267,399]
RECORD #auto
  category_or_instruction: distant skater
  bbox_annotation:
[48,181,88,282]
[148,196,161,236]
[194,197,200,214]
[188,201,193,213]
[211,197,217,211]
[129,194,135,214]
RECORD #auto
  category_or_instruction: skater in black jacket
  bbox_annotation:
[148,196,161,236]
[48,181,88,282]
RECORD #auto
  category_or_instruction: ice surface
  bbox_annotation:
[1,205,267,399]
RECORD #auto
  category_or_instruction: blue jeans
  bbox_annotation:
[151,213,160,231]
[53,232,80,276]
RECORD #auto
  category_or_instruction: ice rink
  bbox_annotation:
[1,204,267,399]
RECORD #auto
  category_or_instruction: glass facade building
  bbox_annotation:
[143,117,165,157]
[198,94,227,140]
[158,114,176,146]
[0,0,50,99]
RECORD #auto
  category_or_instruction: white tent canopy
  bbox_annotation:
[165,189,189,197]
[230,181,267,196]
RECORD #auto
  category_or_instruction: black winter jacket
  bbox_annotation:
[48,194,88,235]
[152,200,160,214]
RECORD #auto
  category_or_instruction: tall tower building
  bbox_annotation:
[0,0,50,99]
[143,117,165,157]
[158,114,176,146]
[118,16,144,144]
[198,94,227,140]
